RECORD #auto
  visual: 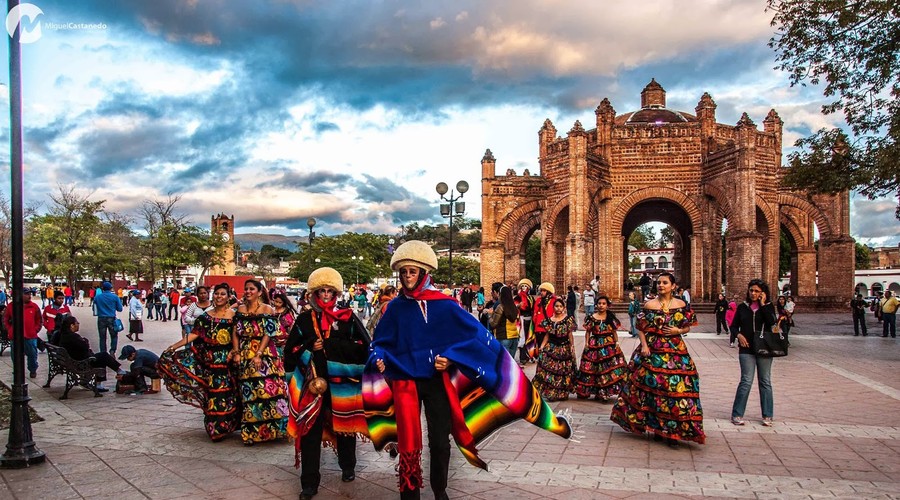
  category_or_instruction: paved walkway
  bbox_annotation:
[1,306,899,499]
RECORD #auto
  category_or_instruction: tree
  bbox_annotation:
[628,224,657,250]
[88,213,141,281]
[24,186,106,286]
[855,242,871,270]
[656,226,676,248]
[779,230,793,278]
[0,192,37,284]
[432,256,480,286]
[138,194,188,285]
[769,0,900,216]
[525,234,541,286]
[290,232,392,286]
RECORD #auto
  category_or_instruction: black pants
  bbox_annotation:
[853,314,867,335]
[131,365,158,391]
[518,317,532,362]
[400,375,451,500]
[300,398,356,493]
[89,352,121,382]
[729,326,739,345]
[716,313,728,334]
[168,303,178,320]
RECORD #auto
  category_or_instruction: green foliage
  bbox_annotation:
[402,219,481,251]
[855,242,871,270]
[525,234,541,285]
[291,232,393,286]
[779,229,793,278]
[627,224,657,250]
[769,0,900,215]
[432,256,480,286]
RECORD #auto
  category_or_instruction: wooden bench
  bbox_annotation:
[43,343,105,399]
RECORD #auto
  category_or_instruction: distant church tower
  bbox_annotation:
[210,214,235,276]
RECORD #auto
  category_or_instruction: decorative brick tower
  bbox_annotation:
[210,214,235,276]
[480,80,854,309]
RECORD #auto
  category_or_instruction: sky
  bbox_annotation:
[0,0,896,246]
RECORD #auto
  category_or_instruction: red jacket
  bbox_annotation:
[532,295,557,333]
[42,304,71,334]
[4,301,43,340]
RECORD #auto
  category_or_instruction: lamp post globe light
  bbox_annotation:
[435,180,468,287]
[351,255,363,286]
[306,218,316,277]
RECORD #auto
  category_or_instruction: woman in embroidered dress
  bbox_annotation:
[610,271,704,448]
[532,297,577,401]
[575,295,626,401]
[271,290,297,356]
[232,279,289,445]
[158,283,240,441]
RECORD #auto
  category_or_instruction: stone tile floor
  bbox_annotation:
[0,307,898,499]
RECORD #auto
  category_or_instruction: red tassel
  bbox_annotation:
[397,449,423,492]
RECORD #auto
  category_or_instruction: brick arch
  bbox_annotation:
[543,197,570,243]
[756,196,778,237]
[611,187,703,235]
[779,211,808,249]
[495,199,546,245]
[587,186,612,238]
[703,184,734,222]
[506,210,542,253]
[777,193,834,239]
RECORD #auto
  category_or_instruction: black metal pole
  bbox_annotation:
[448,191,454,287]
[2,0,45,468]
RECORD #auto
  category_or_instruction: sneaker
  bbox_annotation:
[761,417,774,427]
[729,342,735,348]
[731,416,745,426]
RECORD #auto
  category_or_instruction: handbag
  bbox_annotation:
[114,318,125,333]
[755,321,788,357]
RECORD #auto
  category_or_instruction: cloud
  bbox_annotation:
[851,195,900,245]
[430,17,446,29]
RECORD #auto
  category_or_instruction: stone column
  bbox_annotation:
[726,231,764,300]
[791,249,817,297]
[817,237,856,298]
[480,243,504,287]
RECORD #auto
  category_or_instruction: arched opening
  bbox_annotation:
[872,282,884,295]
[522,230,541,287]
[549,206,570,292]
[890,282,900,294]
[855,283,869,296]
[779,225,797,295]
[621,200,693,296]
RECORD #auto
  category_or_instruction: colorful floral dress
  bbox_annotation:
[610,306,705,444]
[532,315,577,401]
[234,313,289,443]
[575,314,627,400]
[157,314,240,441]
[274,310,295,356]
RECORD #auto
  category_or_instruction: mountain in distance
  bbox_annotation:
[234,233,307,252]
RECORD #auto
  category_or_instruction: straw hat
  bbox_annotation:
[518,278,533,289]
[539,282,555,294]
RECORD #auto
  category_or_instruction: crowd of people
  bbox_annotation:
[6,255,896,498]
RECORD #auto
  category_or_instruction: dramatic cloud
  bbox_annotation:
[0,1,889,244]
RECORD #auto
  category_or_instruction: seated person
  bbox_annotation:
[56,316,125,392]
[118,345,160,394]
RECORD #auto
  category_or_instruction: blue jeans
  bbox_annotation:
[97,316,117,354]
[499,339,518,360]
[629,315,638,337]
[731,353,774,419]
[584,304,594,317]
[23,338,38,374]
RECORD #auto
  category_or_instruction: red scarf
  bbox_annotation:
[313,296,352,334]
[400,273,455,302]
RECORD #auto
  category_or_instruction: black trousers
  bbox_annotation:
[400,375,451,500]
[853,314,867,335]
[89,352,121,382]
[716,313,729,334]
[131,365,158,391]
[168,303,179,320]
[300,399,356,492]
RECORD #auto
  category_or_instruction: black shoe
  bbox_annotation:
[341,470,355,482]
[96,387,109,393]
[28,371,36,378]
[854,334,859,336]
[667,438,679,448]
[299,488,317,500]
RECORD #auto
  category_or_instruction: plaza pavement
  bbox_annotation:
[1,305,899,499]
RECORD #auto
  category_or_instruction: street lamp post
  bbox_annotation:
[306,218,316,276]
[351,255,363,286]
[387,238,396,285]
[435,180,469,287]
[2,0,45,469]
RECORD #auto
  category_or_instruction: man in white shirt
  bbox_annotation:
[582,287,596,317]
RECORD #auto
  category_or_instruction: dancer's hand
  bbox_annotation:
[376,359,385,373]
[312,339,323,351]
[640,343,650,356]
[252,355,262,369]
[434,355,450,371]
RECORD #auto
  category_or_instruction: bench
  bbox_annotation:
[42,343,105,399]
